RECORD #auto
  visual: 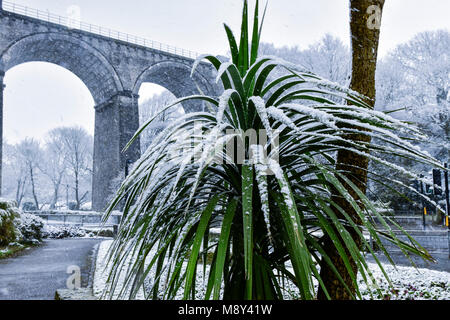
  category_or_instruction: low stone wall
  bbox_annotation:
[55,288,97,300]
[26,211,121,226]
[26,210,102,215]
[372,215,449,254]
[377,230,449,254]
[372,216,436,230]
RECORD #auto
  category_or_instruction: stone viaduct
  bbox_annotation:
[0,1,219,211]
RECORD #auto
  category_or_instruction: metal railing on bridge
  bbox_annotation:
[1,0,200,60]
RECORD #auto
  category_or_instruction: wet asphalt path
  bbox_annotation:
[0,238,103,300]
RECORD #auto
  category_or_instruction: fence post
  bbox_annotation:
[423,207,427,230]
[445,163,449,221]
[444,163,449,258]
[419,177,426,230]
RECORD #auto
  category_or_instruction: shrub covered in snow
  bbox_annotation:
[68,201,78,211]
[80,202,92,211]
[0,199,22,245]
[22,201,37,211]
[88,228,115,237]
[42,225,114,239]
[17,213,45,243]
[0,200,47,245]
[43,225,86,239]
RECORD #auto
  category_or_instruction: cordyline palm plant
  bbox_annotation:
[102,0,445,300]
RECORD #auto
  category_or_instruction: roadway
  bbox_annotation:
[0,238,102,300]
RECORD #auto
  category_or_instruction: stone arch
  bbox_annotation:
[0,32,127,211]
[0,32,122,104]
[133,60,214,113]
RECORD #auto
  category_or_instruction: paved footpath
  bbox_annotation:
[0,238,103,300]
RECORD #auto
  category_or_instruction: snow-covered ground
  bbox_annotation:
[93,240,150,299]
[93,240,450,300]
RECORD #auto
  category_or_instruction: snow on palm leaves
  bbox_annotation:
[102,0,445,300]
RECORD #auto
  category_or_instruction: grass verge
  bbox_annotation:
[0,243,37,259]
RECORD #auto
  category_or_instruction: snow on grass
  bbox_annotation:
[93,240,145,300]
[357,263,450,300]
[94,240,450,300]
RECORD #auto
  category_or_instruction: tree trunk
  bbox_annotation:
[50,174,63,209]
[29,164,39,210]
[51,184,59,209]
[75,171,80,210]
[16,179,21,205]
[16,177,26,207]
[318,0,385,300]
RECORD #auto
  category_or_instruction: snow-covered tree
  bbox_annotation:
[300,34,350,85]
[40,129,69,209]
[259,34,350,85]
[258,35,350,107]
[51,126,93,210]
[15,138,43,210]
[391,30,449,107]
[375,30,450,163]
[2,141,28,206]
[139,90,182,151]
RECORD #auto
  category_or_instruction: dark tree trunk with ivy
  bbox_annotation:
[318,0,385,300]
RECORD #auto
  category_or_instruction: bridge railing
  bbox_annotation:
[1,1,200,59]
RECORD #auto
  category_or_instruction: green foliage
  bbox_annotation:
[0,200,22,246]
[0,243,26,260]
[102,0,444,300]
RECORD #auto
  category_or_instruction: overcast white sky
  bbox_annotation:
[2,0,449,143]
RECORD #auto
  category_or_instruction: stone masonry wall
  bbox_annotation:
[0,7,220,211]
